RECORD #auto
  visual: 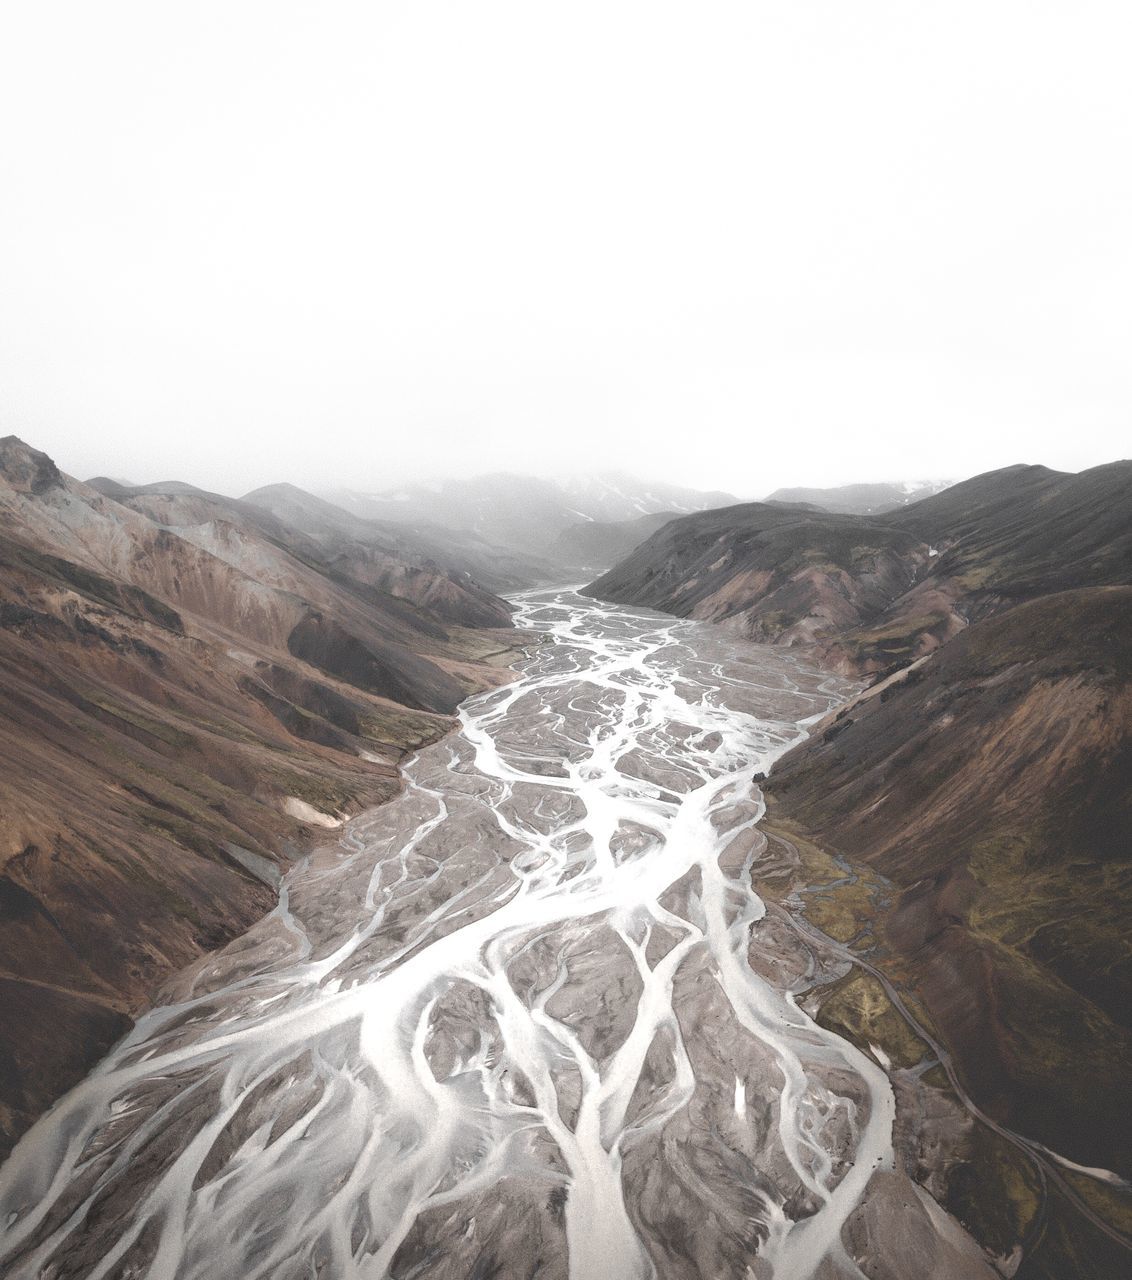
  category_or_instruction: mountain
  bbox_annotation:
[94,478,516,629]
[585,499,930,667]
[586,462,1132,676]
[762,588,1132,1264]
[556,472,739,523]
[326,471,739,560]
[240,482,553,594]
[764,479,955,514]
[0,437,522,1160]
[549,511,677,573]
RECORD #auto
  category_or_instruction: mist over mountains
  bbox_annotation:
[762,479,955,515]
[323,471,739,560]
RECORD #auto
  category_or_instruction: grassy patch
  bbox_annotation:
[88,695,197,750]
[815,971,929,1069]
[760,819,889,945]
[1060,1169,1132,1236]
[359,706,449,755]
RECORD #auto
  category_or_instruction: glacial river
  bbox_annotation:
[0,590,1001,1279]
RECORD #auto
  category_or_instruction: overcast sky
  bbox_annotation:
[1,2,1129,499]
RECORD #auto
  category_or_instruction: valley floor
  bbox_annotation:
[0,591,1127,1279]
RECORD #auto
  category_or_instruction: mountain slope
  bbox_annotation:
[95,479,515,632]
[0,437,522,1159]
[549,511,676,572]
[241,481,552,594]
[586,500,930,661]
[557,472,739,523]
[886,461,1132,598]
[586,462,1132,675]
[766,588,1132,1179]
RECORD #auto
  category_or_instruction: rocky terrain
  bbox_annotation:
[587,462,1132,677]
[0,437,523,1160]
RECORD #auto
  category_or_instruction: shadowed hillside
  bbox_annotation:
[549,510,677,573]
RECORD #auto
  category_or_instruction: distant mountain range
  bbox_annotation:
[584,458,1132,1227]
[549,511,679,573]
[763,479,955,514]
[237,481,550,595]
[325,472,739,561]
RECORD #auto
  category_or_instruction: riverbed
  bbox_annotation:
[0,589,1000,1280]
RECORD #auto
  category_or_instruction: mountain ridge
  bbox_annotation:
[325,470,739,561]
[586,460,1132,677]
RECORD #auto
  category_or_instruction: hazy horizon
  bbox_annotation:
[3,2,1131,496]
[11,429,1130,510]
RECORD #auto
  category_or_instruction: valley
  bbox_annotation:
[577,462,1132,1277]
[0,591,1014,1279]
[2,589,1128,1278]
[1,448,1129,1278]
[5,8,1128,1275]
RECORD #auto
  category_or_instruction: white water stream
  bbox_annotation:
[0,590,910,1279]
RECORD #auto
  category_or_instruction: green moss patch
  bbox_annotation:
[815,971,929,1070]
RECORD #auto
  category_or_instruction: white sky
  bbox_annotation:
[1,1,1129,498]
